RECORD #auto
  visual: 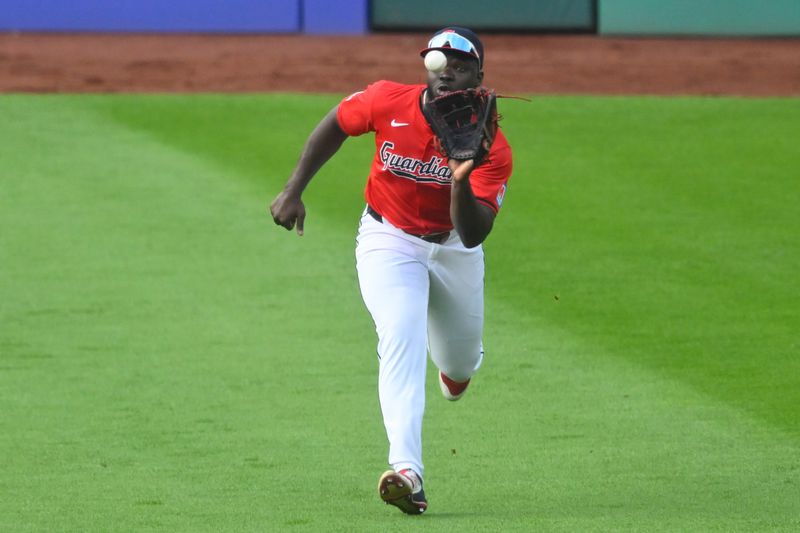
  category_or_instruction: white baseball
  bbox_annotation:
[424,50,447,72]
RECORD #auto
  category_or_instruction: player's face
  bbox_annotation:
[426,52,483,97]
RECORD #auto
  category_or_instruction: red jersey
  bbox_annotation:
[337,80,512,235]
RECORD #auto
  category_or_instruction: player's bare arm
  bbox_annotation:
[448,159,496,248]
[270,105,348,235]
[421,44,497,248]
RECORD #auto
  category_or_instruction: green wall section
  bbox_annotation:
[371,0,799,35]
[371,0,594,30]
[599,0,800,35]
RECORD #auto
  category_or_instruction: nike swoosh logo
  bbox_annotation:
[391,119,410,127]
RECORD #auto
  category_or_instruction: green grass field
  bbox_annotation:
[1,93,798,531]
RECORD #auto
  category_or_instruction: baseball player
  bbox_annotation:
[270,26,512,515]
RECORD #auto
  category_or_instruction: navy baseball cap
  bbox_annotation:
[420,26,484,68]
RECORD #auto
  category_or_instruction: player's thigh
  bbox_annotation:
[356,220,430,334]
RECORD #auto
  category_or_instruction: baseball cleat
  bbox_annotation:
[378,469,427,515]
[439,371,470,401]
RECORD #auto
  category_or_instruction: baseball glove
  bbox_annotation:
[422,87,498,164]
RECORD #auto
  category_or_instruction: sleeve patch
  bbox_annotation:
[496,183,507,207]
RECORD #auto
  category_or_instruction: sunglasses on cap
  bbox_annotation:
[426,32,480,64]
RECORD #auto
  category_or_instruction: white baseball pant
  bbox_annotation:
[355,207,485,477]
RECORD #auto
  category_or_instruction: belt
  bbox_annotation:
[366,205,451,245]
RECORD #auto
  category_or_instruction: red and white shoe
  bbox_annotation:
[378,468,427,515]
[439,371,470,401]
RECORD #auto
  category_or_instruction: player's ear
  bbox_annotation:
[476,70,484,85]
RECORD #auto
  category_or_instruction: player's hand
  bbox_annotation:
[269,191,306,236]
[448,158,475,183]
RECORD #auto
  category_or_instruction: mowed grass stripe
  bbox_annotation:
[494,96,800,435]
[0,97,381,531]
[0,95,798,531]
[421,300,799,531]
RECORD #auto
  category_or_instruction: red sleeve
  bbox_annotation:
[336,81,385,136]
[469,134,513,213]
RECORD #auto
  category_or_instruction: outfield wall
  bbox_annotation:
[371,0,799,35]
[598,0,800,36]
[0,0,798,36]
[371,0,595,31]
[0,0,368,34]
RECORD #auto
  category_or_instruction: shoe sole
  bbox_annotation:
[378,470,426,515]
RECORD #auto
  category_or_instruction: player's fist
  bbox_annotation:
[269,191,306,236]
[448,158,475,183]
